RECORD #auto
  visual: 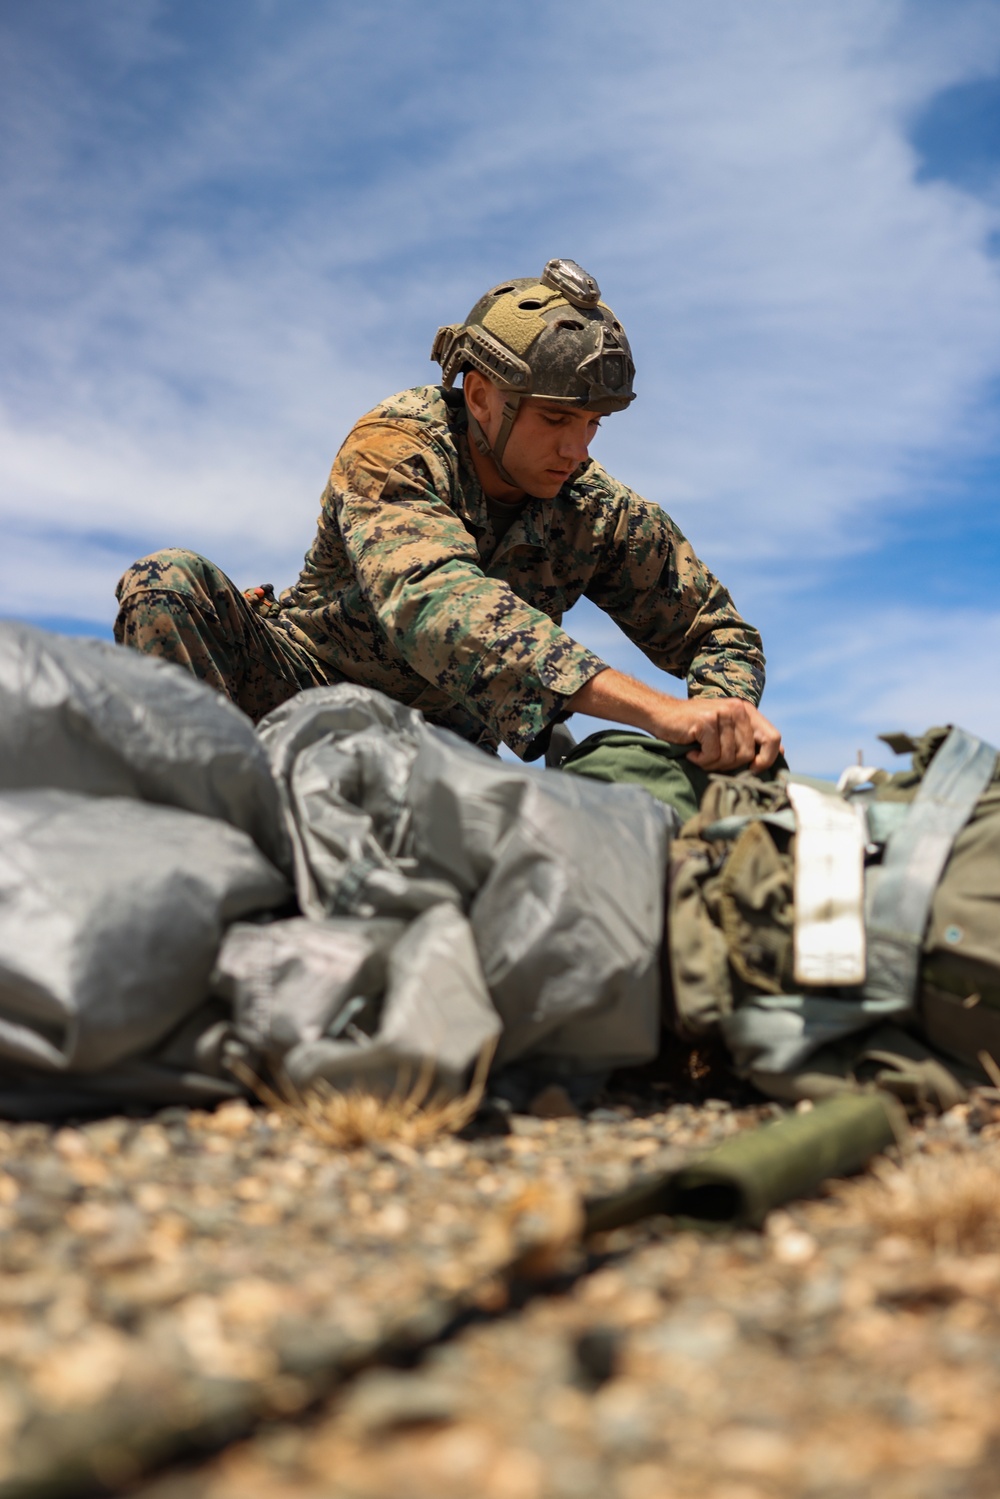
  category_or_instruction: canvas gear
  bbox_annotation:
[664,725,1000,1109]
[560,729,789,823]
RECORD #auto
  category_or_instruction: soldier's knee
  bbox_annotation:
[115,549,227,605]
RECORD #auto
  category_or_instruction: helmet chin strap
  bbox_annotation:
[466,394,522,489]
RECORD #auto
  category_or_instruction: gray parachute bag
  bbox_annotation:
[0,626,293,1109]
[0,789,288,1076]
[258,685,673,1074]
[0,620,290,871]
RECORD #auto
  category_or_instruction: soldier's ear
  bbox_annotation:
[462,369,493,422]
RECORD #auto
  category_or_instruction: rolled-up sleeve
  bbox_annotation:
[334,426,607,755]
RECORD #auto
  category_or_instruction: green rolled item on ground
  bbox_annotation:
[584,1091,906,1235]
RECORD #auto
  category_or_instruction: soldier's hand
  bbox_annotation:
[568,669,783,772]
[646,696,783,772]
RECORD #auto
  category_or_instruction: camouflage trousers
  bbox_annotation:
[114,549,343,723]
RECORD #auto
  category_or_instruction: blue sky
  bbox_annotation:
[2,0,999,772]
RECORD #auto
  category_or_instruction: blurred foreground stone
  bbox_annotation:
[2,1088,1000,1498]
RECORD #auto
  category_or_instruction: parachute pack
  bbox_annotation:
[1,617,995,1120]
[652,725,1000,1109]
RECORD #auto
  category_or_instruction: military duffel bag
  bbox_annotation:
[662,724,1000,1110]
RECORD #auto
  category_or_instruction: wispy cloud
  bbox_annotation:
[765,603,1000,772]
[2,0,999,765]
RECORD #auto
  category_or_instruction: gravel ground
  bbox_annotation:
[2,1069,1000,1499]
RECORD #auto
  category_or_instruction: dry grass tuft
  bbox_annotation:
[836,1146,1000,1254]
[231,1043,495,1150]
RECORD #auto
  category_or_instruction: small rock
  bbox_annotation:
[772,1230,817,1266]
[337,1369,461,1434]
[528,1085,580,1120]
[573,1326,621,1389]
[206,1100,257,1137]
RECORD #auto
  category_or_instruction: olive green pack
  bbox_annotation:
[561,730,711,823]
[559,729,787,823]
[655,725,1000,1111]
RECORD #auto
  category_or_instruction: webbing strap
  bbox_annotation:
[787,782,867,987]
[466,402,522,489]
[862,726,998,1009]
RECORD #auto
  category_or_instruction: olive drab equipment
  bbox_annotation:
[431,258,636,484]
[664,725,1000,1111]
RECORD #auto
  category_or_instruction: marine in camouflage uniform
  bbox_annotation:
[115,260,766,759]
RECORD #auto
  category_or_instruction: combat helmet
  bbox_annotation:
[431,258,635,483]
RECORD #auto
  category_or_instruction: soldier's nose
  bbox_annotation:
[560,432,589,463]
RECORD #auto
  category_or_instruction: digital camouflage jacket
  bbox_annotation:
[276,385,766,758]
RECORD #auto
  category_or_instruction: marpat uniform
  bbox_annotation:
[116,260,765,756]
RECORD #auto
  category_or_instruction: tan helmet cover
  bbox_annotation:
[431,259,636,415]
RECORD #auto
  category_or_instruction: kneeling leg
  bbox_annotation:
[114,548,330,721]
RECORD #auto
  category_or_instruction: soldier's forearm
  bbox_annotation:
[567,667,783,770]
[567,668,683,737]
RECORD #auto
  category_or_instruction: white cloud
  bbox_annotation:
[1,0,999,765]
[0,529,131,631]
[763,604,1000,771]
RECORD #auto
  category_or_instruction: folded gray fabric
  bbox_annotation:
[260,686,672,1073]
[407,725,671,1069]
[285,905,499,1092]
[213,906,500,1093]
[0,790,289,1073]
[0,621,289,872]
[213,914,408,1061]
[0,640,674,1101]
[258,686,454,919]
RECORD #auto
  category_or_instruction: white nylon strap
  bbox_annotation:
[787,782,867,987]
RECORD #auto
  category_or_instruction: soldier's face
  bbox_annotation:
[504,400,603,498]
[465,373,602,498]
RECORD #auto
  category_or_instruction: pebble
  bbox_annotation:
[0,1082,998,1499]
